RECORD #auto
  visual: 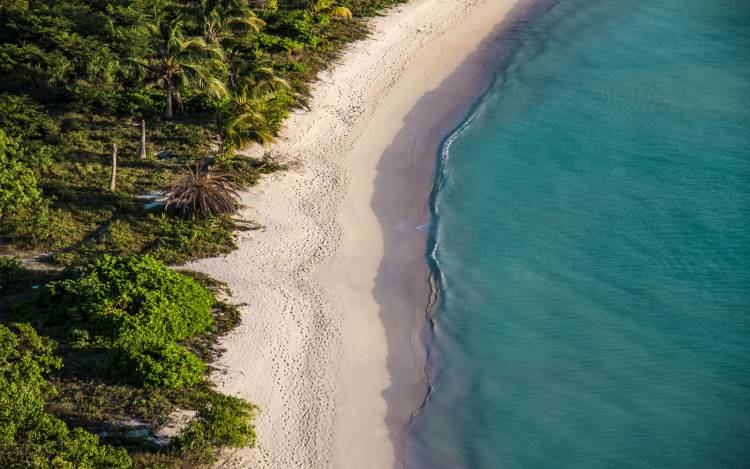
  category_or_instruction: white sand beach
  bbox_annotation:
[188,0,523,467]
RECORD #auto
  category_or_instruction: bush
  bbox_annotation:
[268,10,317,44]
[0,129,49,239]
[0,323,131,469]
[182,89,231,114]
[0,256,27,292]
[43,255,214,388]
[47,255,214,341]
[149,214,239,265]
[0,94,59,141]
[0,43,74,102]
[127,342,206,389]
[116,88,163,118]
[174,392,258,464]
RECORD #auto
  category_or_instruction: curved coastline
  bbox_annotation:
[360,1,550,466]
[417,0,562,429]
[188,1,530,467]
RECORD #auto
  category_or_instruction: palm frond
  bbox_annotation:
[165,164,241,218]
[226,15,266,33]
[315,0,337,13]
[328,6,353,19]
[181,62,228,98]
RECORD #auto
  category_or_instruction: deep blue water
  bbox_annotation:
[408,1,750,467]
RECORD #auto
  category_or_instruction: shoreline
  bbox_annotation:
[189,1,524,467]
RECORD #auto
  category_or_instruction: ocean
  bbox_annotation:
[407,0,750,467]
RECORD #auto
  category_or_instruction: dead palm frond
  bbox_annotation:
[165,163,240,218]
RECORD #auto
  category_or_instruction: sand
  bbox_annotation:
[188,0,523,467]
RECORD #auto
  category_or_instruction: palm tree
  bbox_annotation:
[165,162,241,218]
[218,88,277,159]
[229,55,291,94]
[200,0,266,46]
[134,18,227,119]
[312,0,353,19]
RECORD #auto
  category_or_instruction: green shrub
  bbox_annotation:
[0,43,74,102]
[0,323,131,469]
[268,10,317,44]
[0,94,59,141]
[47,255,213,341]
[174,392,258,464]
[252,32,305,53]
[182,89,231,113]
[116,88,163,118]
[126,342,206,389]
[43,255,214,388]
[0,129,49,239]
[0,256,27,292]
[149,214,238,265]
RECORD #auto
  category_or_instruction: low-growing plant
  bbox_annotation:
[312,0,353,20]
[47,255,214,340]
[0,129,50,241]
[41,255,214,388]
[0,93,60,141]
[0,323,131,469]
[148,214,239,264]
[126,342,207,389]
[174,392,258,464]
[0,256,27,292]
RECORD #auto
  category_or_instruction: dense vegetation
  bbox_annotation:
[2,255,257,466]
[41,255,215,389]
[0,323,131,468]
[1,0,406,466]
[0,0,403,265]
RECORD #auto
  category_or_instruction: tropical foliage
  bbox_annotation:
[174,392,258,464]
[0,0,406,466]
[41,255,214,388]
[3,255,256,466]
[0,129,49,240]
[0,323,131,469]
[133,17,228,119]
[0,0,407,259]
[312,0,354,20]
[200,0,266,45]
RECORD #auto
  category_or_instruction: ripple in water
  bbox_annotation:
[408,0,750,467]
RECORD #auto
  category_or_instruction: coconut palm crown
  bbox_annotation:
[313,0,353,19]
[200,0,266,46]
[218,87,279,159]
[133,18,228,119]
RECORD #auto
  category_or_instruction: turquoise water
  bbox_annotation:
[408,1,750,467]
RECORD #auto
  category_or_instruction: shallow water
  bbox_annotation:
[408,1,750,467]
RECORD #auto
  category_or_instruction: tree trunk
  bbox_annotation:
[139,120,147,159]
[164,84,173,119]
[109,143,118,192]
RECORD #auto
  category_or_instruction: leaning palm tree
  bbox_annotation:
[134,18,227,119]
[200,0,266,46]
[165,162,240,218]
[218,88,277,160]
